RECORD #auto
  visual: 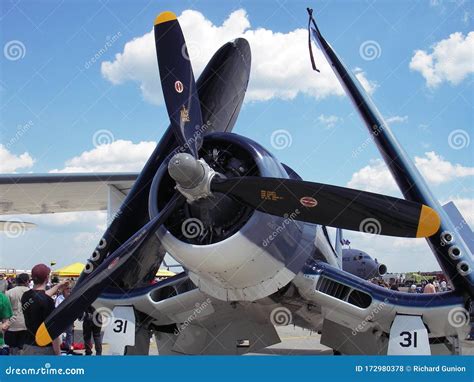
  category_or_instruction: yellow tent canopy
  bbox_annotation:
[52,262,85,277]
[156,269,175,277]
[52,262,175,278]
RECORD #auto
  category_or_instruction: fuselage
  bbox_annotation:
[342,248,387,280]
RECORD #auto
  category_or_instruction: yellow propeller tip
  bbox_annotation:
[154,11,177,25]
[35,322,53,346]
[416,205,441,238]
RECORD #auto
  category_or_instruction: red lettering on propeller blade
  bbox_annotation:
[300,196,318,208]
[175,81,184,93]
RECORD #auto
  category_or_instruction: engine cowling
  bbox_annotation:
[149,132,314,301]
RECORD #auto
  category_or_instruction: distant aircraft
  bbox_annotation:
[336,230,387,280]
[342,250,387,280]
[1,8,472,355]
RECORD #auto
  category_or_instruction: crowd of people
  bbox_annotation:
[407,279,449,294]
[0,265,457,356]
[0,264,103,356]
[370,277,450,294]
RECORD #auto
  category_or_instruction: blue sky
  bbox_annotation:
[1,0,473,272]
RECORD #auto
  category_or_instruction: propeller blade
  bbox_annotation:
[211,177,440,238]
[154,11,203,157]
[76,37,251,289]
[35,193,185,346]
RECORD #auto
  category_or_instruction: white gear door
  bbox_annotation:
[388,314,430,355]
[103,306,136,355]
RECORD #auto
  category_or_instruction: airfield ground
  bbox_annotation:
[69,323,473,355]
[69,323,331,355]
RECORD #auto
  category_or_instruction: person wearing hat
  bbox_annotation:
[5,273,30,354]
[21,264,67,355]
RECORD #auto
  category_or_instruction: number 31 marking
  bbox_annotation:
[399,331,418,348]
[112,319,128,334]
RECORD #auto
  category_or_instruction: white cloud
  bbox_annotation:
[347,159,398,194]
[101,9,375,104]
[353,68,377,95]
[0,214,107,269]
[415,151,474,184]
[318,114,341,129]
[385,115,408,124]
[347,151,474,193]
[50,140,156,173]
[0,144,34,173]
[409,31,474,87]
[0,211,106,232]
[36,211,106,231]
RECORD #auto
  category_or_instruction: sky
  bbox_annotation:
[0,0,473,273]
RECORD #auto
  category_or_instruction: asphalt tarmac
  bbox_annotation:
[67,323,473,355]
[69,323,330,356]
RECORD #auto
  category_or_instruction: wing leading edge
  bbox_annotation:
[0,173,139,215]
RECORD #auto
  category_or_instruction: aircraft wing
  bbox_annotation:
[0,173,139,215]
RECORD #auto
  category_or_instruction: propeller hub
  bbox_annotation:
[168,153,205,189]
[168,153,218,202]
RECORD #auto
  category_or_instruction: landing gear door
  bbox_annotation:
[388,314,430,355]
[103,306,136,355]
